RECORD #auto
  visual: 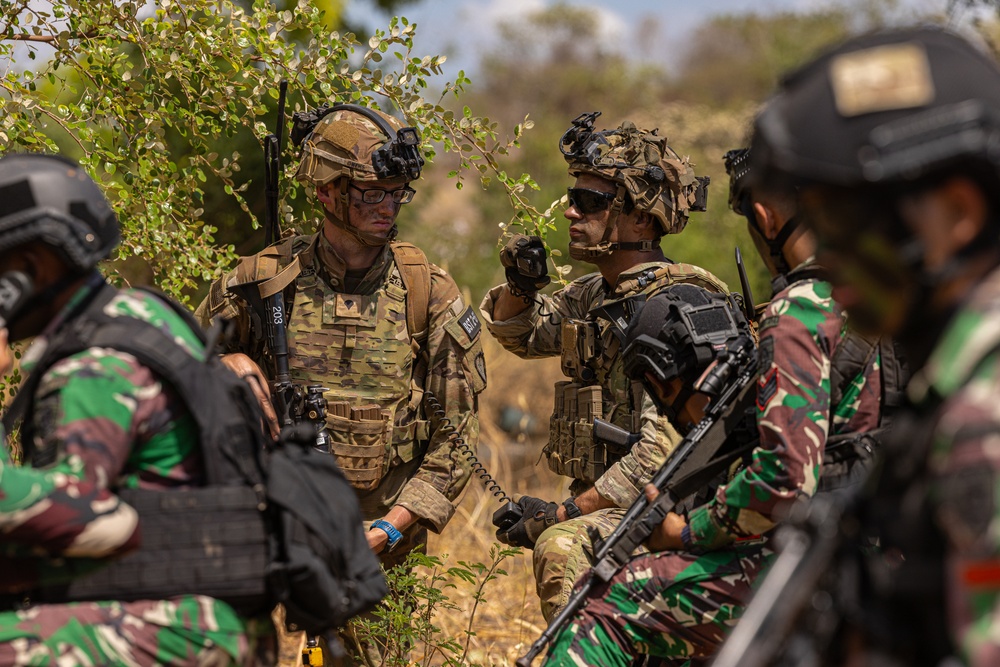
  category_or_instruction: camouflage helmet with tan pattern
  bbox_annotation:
[561,112,708,241]
[292,103,424,246]
[294,104,423,188]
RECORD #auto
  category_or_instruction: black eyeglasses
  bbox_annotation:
[350,183,416,205]
[567,187,615,214]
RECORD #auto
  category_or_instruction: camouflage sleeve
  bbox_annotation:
[595,391,684,507]
[33,348,201,491]
[10,348,197,586]
[394,265,485,532]
[931,365,1000,666]
[687,281,841,550]
[193,267,255,355]
[478,275,603,359]
[0,453,140,559]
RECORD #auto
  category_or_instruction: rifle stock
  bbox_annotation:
[517,336,759,666]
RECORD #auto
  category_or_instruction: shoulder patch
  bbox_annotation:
[758,334,775,372]
[474,351,487,386]
[445,305,481,351]
[757,367,779,411]
[457,305,481,340]
[758,316,780,333]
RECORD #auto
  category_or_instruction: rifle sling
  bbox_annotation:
[258,256,301,299]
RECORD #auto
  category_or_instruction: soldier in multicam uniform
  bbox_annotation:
[0,153,273,665]
[538,134,887,666]
[480,111,728,621]
[195,105,485,660]
[753,26,1000,667]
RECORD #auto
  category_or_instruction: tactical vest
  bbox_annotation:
[237,235,433,492]
[6,282,273,615]
[546,262,730,483]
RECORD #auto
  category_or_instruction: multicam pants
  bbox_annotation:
[0,596,268,667]
[533,509,650,622]
[542,544,773,667]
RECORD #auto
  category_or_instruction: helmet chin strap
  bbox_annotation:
[745,214,799,294]
[568,184,659,261]
[328,179,398,247]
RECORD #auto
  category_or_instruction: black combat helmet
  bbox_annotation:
[622,284,746,419]
[752,27,1000,189]
[0,154,120,272]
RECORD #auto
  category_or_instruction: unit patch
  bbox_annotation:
[758,335,775,373]
[458,306,481,340]
[757,367,779,411]
[475,351,487,386]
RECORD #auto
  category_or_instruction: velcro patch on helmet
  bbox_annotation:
[830,43,935,118]
[318,120,360,151]
[0,180,35,216]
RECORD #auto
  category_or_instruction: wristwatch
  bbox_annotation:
[370,519,404,553]
[561,497,583,519]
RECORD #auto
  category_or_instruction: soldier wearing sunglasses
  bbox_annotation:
[479,112,727,621]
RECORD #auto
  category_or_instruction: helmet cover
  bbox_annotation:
[295,104,423,188]
[561,111,708,235]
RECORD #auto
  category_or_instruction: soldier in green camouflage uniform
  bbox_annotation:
[539,138,884,665]
[753,27,1000,667]
[480,112,728,621]
[0,154,272,666]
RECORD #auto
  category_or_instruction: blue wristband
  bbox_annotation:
[371,519,404,552]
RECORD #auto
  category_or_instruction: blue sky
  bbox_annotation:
[343,0,958,79]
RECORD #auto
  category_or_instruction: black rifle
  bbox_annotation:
[735,247,757,326]
[517,335,759,666]
[710,490,860,667]
[227,80,331,452]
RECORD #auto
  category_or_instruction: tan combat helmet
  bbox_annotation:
[293,103,424,245]
[561,111,709,260]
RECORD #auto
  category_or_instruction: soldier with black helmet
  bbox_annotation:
[535,283,765,665]
[535,137,885,665]
[0,153,275,665]
[479,111,728,621]
[753,25,1000,666]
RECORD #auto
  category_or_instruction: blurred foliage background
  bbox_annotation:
[5,0,983,308]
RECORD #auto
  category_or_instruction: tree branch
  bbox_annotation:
[2,30,97,42]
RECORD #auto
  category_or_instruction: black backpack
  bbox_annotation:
[6,282,386,634]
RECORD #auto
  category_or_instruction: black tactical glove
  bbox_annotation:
[500,234,551,298]
[496,495,559,549]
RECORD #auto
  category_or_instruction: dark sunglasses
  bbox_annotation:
[567,187,615,214]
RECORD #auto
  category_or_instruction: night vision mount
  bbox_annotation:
[724,148,753,218]
[291,102,424,181]
[560,110,710,212]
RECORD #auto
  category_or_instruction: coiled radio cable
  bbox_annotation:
[423,391,522,531]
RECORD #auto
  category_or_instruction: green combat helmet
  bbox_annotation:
[292,103,424,245]
[560,111,709,260]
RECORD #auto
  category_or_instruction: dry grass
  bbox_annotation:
[419,336,567,666]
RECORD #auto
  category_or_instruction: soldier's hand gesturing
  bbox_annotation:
[500,234,551,298]
[220,353,280,440]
